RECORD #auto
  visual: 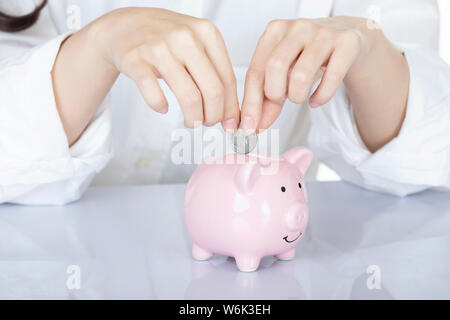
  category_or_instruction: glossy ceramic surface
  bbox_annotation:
[184,147,313,271]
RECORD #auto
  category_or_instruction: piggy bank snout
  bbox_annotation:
[286,203,306,231]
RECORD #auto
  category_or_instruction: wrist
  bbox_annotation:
[341,19,409,152]
[83,16,119,77]
[344,18,395,83]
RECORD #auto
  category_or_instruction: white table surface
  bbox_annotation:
[1,181,449,300]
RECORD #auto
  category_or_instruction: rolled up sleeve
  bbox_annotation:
[308,46,450,196]
[307,0,450,196]
[0,33,113,205]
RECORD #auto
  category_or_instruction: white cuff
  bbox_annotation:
[308,46,450,196]
[0,33,113,204]
[356,47,450,195]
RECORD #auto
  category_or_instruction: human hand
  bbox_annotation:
[241,17,370,133]
[91,7,240,130]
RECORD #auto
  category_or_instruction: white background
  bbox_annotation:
[439,0,450,65]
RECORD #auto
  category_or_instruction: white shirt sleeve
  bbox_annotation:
[308,0,450,196]
[0,31,113,205]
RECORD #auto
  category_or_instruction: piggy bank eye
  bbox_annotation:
[281,186,286,192]
[298,182,302,189]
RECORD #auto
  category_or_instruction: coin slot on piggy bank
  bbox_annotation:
[184,146,313,272]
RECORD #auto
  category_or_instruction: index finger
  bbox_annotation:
[241,21,287,134]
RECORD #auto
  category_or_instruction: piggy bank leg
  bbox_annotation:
[235,256,261,272]
[192,243,213,261]
[276,248,296,260]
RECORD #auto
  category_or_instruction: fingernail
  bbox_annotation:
[222,118,237,132]
[241,115,255,135]
[309,100,320,108]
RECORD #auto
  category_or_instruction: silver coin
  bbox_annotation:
[230,129,258,154]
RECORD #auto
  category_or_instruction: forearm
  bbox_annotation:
[51,23,119,146]
[344,21,409,153]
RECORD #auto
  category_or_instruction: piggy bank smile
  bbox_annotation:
[283,232,302,243]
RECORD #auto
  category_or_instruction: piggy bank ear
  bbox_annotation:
[282,147,313,176]
[234,161,261,194]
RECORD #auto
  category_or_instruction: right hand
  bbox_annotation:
[90,7,239,130]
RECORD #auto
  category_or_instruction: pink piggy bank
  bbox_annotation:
[184,147,313,272]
